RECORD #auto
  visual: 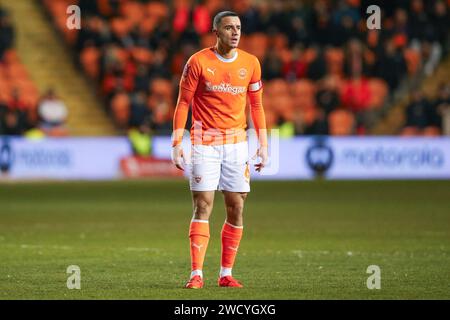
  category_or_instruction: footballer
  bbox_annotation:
[171,11,268,289]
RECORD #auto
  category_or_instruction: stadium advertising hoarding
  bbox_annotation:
[0,137,130,180]
[323,137,450,179]
[153,136,450,180]
[1,136,449,180]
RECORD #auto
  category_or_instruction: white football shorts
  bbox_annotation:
[188,141,250,192]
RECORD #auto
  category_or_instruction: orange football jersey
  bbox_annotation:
[179,47,263,145]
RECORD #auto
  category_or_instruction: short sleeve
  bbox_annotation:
[180,54,201,92]
[248,56,262,92]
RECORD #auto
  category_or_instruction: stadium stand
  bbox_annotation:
[35,0,450,136]
[0,7,41,136]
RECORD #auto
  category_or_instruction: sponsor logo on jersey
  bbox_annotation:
[205,82,247,95]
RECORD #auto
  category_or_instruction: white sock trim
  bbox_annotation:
[220,267,232,278]
[225,221,243,229]
[191,219,209,223]
[191,269,203,278]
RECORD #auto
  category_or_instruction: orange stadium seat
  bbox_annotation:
[290,79,316,98]
[271,94,294,121]
[368,78,388,109]
[81,46,101,79]
[111,92,131,128]
[303,47,317,64]
[201,33,216,48]
[121,1,145,25]
[111,18,132,38]
[301,107,318,126]
[246,33,269,61]
[290,80,317,111]
[146,2,169,22]
[139,17,158,34]
[260,92,273,111]
[277,47,292,64]
[130,47,153,65]
[150,78,173,97]
[265,79,289,96]
[423,126,441,136]
[149,78,174,109]
[325,47,345,76]
[3,50,20,64]
[7,64,30,79]
[238,34,250,52]
[403,48,421,76]
[328,109,355,135]
[401,126,419,136]
[204,0,223,14]
[270,33,288,50]
[262,109,278,129]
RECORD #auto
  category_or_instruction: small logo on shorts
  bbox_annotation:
[194,175,202,183]
[244,162,250,183]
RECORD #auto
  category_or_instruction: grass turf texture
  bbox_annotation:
[0,180,449,299]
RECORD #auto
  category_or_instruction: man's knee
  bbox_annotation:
[193,193,214,217]
[225,193,247,215]
[195,198,213,214]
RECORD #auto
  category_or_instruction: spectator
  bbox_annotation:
[432,0,450,54]
[7,88,29,133]
[374,39,407,91]
[235,1,260,34]
[316,76,340,115]
[344,39,373,78]
[1,89,27,136]
[306,46,327,80]
[1,109,22,136]
[341,76,371,114]
[311,0,332,46]
[262,48,283,80]
[282,44,308,82]
[41,0,450,137]
[129,90,150,128]
[128,117,153,156]
[275,115,295,139]
[37,89,69,135]
[434,83,450,135]
[288,15,311,48]
[402,89,435,135]
[408,0,431,42]
[0,11,14,60]
[304,108,329,135]
[133,64,150,93]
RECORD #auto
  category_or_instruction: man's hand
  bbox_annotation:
[254,146,268,172]
[171,144,185,171]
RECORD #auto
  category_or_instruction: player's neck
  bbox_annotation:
[214,44,237,60]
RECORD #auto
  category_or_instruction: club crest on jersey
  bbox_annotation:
[194,175,202,183]
[238,68,247,79]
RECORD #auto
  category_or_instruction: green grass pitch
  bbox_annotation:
[1,179,449,299]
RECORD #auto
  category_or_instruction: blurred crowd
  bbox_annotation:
[0,6,68,137]
[8,0,450,137]
[402,82,450,136]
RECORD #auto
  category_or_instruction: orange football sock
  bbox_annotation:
[221,222,243,270]
[189,220,210,273]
